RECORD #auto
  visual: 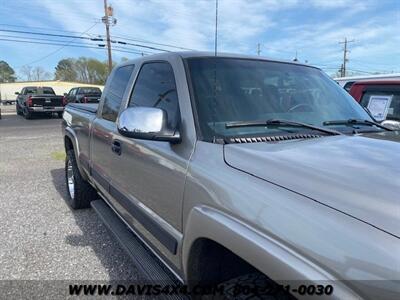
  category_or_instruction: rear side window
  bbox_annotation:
[129,62,180,129]
[102,65,134,122]
[344,81,355,92]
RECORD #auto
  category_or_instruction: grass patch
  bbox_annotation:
[51,151,66,161]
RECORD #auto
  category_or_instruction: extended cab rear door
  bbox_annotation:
[90,65,135,198]
[94,57,196,272]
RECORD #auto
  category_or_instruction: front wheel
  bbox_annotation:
[65,150,98,209]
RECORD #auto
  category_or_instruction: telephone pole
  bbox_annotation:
[257,43,261,56]
[339,37,355,77]
[102,0,115,74]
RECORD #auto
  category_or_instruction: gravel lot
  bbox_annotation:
[0,107,139,287]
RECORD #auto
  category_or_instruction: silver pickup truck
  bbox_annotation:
[62,52,400,299]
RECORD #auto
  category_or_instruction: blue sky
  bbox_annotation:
[0,0,399,79]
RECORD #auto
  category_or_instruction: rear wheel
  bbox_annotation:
[65,150,98,209]
[58,112,63,118]
[23,107,32,119]
[16,103,22,115]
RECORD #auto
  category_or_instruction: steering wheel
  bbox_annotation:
[288,103,313,112]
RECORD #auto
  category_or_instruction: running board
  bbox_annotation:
[91,199,186,299]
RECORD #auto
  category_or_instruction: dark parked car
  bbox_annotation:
[64,87,102,104]
[15,86,64,119]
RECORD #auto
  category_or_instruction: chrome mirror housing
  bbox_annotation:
[381,120,400,130]
[117,107,181,143]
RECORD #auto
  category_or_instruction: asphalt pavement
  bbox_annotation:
[0,107,140,284]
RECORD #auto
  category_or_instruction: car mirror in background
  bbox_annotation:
[15,92,19,95]
[381,120,400,130]
[117,107,181,143]
[64,93,68,96]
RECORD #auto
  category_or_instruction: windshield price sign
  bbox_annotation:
[367,95,393,121]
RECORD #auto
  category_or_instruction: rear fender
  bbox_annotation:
[64,127,89,180]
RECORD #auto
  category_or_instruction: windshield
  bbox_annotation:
[186,57,371,140]
[25,87,55,95]
[78,87,101,94]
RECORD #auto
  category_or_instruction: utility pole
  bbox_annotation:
[257,43,261,56]
[214,0,218,56]
[339,37,355,77]
[293,50,298,62]
[103,0,114,74]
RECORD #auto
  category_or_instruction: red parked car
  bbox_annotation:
[349,80,400,129]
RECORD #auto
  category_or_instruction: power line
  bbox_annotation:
[0,28,172,53]
[0,23,96,35]
[110,34,195,51]
[0,23,195,51]
[0,38,147,58]
[17,23,99,68]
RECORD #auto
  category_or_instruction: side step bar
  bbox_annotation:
[91,199,186,299]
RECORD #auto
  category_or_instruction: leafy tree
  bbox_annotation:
[55,59,77,81]
[54,57,108,84]
[0,60,16,82]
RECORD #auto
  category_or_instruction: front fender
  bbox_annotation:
[182,206,359,300]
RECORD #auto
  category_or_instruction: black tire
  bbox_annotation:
[57,112,63,118]
[23,107,33,119]
[65,150,98,209]
[216,273,295,300]
[16,103,22,115]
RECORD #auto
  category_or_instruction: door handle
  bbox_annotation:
[111,140,122,155]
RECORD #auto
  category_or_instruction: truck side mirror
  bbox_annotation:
[117,107,181,143]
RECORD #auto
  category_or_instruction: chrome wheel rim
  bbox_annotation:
[67,160,75,199]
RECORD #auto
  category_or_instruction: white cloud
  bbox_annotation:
[3,0,398,74]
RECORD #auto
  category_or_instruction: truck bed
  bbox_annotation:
[67,103,98,113]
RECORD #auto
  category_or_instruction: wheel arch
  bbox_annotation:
[64,128,88,180]
[182,206,357,299]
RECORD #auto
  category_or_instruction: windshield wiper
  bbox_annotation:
[225,119,342,135]
[323,119,393,131]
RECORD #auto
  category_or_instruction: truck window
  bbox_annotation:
[102,65,134,122]
[129,62,180,129]
[42,87,56,95]
[78,87,101,94]
[360,90,400,121]
[344,81,355,92]
[25,87,37,94]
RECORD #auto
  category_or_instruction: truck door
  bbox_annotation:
[107,61,194,268]
[90,64,135,199]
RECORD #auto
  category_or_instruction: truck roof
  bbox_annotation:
[23,86,54,89]
[352,80,400,86]
[118,51,318,70]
